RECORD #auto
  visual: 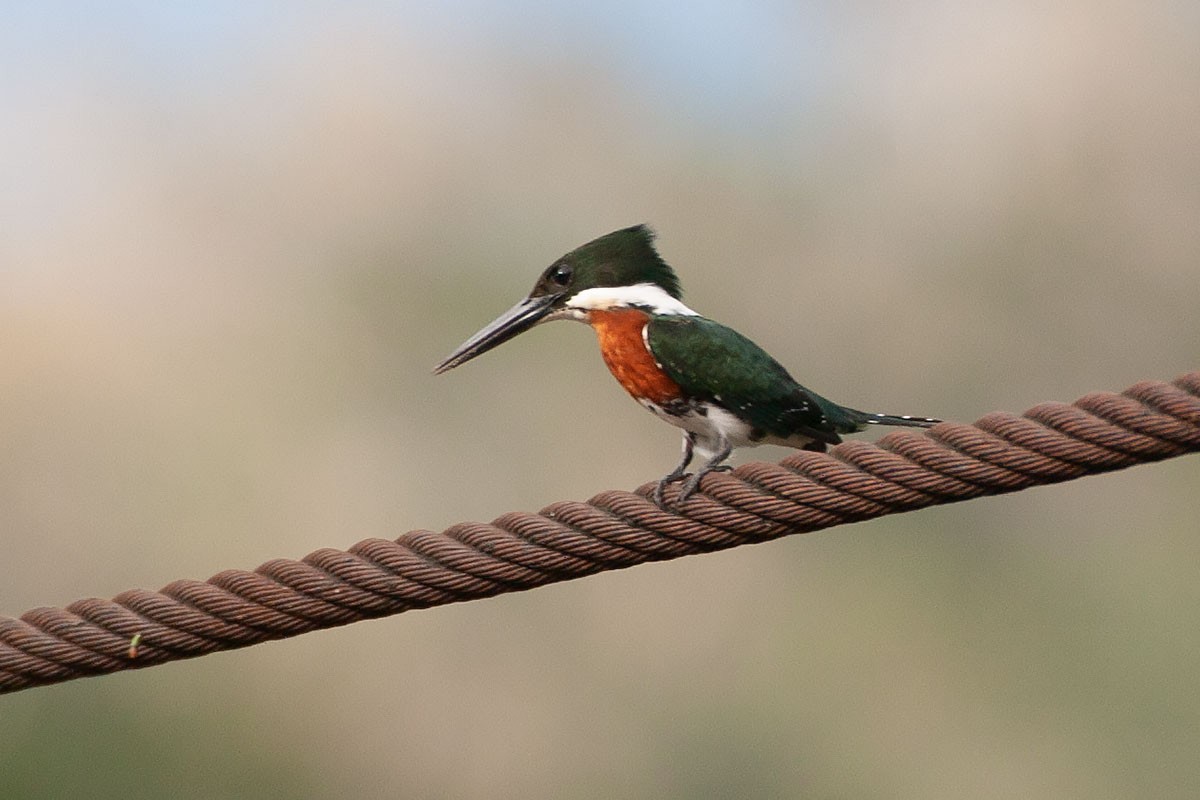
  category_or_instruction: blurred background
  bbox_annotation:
[2,2,1198,798]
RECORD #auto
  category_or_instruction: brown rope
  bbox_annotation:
[2,371,1198,694]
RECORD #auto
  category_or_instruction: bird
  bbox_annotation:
[434,225,941,505]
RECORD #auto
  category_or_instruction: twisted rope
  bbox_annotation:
[3,372,1198,695]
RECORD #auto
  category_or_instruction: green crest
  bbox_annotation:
[529,224,683,300]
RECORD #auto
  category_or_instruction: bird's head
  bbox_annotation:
[434,224,688,374]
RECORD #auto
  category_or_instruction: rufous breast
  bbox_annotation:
[587,309,682,406]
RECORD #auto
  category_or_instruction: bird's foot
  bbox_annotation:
[655,464,733,507]
[653,471,687,507]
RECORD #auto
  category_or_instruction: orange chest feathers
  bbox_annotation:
[587,309,682,406]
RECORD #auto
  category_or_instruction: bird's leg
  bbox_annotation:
[676,436,733,504]
[654,433,696,507]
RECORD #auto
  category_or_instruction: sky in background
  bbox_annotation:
[2,1,825,231]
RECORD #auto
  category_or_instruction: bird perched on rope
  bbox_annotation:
[435,225,940,505]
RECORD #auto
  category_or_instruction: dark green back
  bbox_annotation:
[646,315,857,443]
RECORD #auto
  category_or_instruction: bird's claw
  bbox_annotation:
[653,471,687,507]
[653,465,733,507]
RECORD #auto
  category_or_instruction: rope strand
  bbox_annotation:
[2,371,1197,694]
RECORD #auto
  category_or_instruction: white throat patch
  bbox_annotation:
[566,283,699,316]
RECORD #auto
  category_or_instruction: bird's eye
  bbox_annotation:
[548,264,572,286]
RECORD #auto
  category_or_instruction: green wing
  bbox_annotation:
[646,315,851,443]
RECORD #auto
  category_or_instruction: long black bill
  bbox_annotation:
[433,293,560,374]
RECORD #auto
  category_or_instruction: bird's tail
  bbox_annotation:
[843,408,941,430]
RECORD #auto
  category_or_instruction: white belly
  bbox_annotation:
[637,398,821,460]
[637,399,752,461]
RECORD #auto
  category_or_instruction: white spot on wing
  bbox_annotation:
[640,322,667,369]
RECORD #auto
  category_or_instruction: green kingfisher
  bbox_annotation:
[434,225,941,505]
